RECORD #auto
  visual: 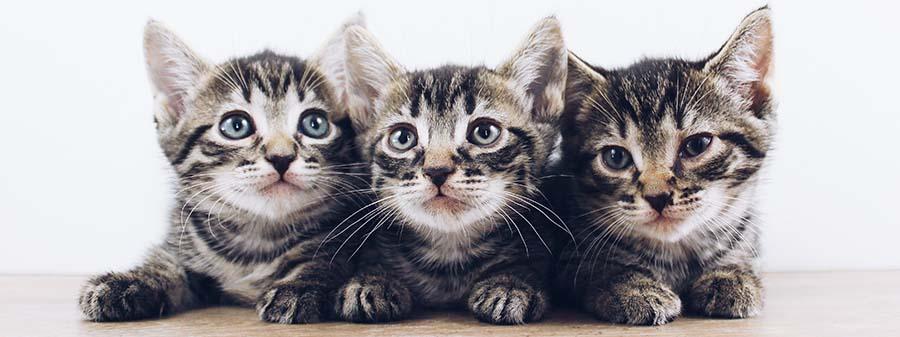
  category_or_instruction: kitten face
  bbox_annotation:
[178,56,352,221]
[564,10,774,242]
[367,67,549,233]
[145,22,356,223]
[334,19,567,234]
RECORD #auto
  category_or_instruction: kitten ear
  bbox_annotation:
[497,16,568,123]
[565,50,607,105]
[310,12,367,121]
[143,20,209,128]
[340,24,404,130]
[703,7,774,112]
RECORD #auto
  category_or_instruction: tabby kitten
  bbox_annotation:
[557,7,774,325]
[324,18,568,324]
[78,18,364,323]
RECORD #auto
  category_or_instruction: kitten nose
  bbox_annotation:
[424,166,455,187]
[266,155,296,176]
[643,193,672,213]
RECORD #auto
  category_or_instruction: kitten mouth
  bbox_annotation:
[260,180,300,196]
[423,195,468,213]
[645,215,682,229]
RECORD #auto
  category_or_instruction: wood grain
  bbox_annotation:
[2,271,898,336]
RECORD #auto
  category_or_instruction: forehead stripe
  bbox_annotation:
[464,91,476,115]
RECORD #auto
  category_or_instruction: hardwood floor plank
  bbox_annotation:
[1,272,898,337]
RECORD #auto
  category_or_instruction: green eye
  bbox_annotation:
[388,125,417,152]
[601,146,632,170]
[468,120,501,146]
[219,111,255,140]
[299,109,330,139]
[681,134,713,158]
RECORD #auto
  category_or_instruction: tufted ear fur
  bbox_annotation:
[497,16,568,123]
[143,20,209,130]
[326,23,404,131]
[309,12,367,121]
[564,51,608,105]
[703,6,774,114]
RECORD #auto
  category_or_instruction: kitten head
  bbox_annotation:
[563,8,774,242]
[333,18,567,234]
[145,17,363,224]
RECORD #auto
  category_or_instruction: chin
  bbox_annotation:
[425,196,473,216]
[400,197,498,235]
[633,217,700,243]
[228,186,327,223]
[631,200,731,243]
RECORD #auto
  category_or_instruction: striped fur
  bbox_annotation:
[78,19,365,324]
[329,18,569,324]
[556,7,775,325]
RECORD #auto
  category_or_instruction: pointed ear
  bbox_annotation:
[310,13,367,121]
[565,50,607,106]
[497,16,567,123]
[703,7,774,112]
[320,24,403,131]
[143,20,208,129]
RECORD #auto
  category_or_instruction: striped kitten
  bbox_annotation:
[558,8,774,325]
[326,18,568,324]
[78,19,364,323]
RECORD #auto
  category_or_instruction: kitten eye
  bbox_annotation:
[388,125,417,152]
[601,146,632,170]
[299,109,330,139]
[219,111,255,140]
[680,134,713,158]
[467,120,501,146]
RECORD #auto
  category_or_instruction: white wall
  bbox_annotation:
[1,0,898,274]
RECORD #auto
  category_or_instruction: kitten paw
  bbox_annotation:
[79,273,168,322]
[468,275,548,325]
[257,284,328,324]
[592,280,681,325]
[335,275,412,323]
[688,268,763,318]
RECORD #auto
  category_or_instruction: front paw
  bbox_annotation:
[335,275,412,323]
[468,275,548,325]
[688,268,763,318]
[257,284,328,324]
[591,280,681,325]
[79,273,168,322]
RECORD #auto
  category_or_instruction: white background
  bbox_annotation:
[1,0,898,274]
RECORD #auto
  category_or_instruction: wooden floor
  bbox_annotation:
[2,271,898,337]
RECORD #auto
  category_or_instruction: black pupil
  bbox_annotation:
[605,147,629,169]
[609,149,624,164]
[397,130,410,145]
[477,125,491,139]
[686,137,710,156]
[231,118,244,131]
[309,116,322,129]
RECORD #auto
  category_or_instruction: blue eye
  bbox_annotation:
[680,133,713,158]
[388,125,417,151]
[601,146,632,170]
[219,111,255,140]
[299,109,330,139]
[468,120,501,146]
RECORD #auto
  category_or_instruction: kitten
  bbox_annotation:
[323,18,569,324]
[557,7,774,325]
[78,18,366,323]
